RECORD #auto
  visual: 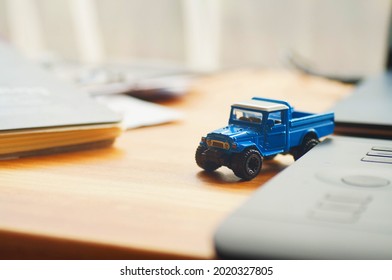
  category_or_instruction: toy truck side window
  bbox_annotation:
[268,111,283,125]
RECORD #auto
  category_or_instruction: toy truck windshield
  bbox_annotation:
[231,108,264,124]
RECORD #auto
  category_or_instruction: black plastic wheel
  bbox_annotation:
[293,137,320,160]
[195,145,221,172]
[231,148,262,180]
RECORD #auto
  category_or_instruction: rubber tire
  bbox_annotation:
[195,145,221,172]
[293,137,320,160]
[231,149,263,180]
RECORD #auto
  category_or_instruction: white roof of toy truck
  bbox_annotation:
[232,99,289,112]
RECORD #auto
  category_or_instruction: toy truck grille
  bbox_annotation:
[207,139,230,150]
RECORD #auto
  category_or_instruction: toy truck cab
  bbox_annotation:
[229,98,290,155]
[196,97,334,180]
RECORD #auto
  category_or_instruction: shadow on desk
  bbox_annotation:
[196,157,291,190]
[0,230,192,260]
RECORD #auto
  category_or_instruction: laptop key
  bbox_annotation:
[367,151,392,158]
[371,146,392,152]
[362,156,392,164]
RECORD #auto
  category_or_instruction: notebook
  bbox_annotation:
[0,42,122,158]
[333,72,392,138]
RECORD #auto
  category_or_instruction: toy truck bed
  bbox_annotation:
[289,111,335,148]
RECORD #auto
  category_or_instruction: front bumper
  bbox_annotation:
[202,148,231,167]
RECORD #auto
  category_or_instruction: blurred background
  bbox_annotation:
[0,0,391,77]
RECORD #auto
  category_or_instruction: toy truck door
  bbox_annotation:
[265,110,287,151]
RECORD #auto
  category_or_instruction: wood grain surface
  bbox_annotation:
[0,70,352,259]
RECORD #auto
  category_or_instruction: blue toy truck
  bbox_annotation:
[195,97,334,180]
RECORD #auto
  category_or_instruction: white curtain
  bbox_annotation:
[0,0,390,76]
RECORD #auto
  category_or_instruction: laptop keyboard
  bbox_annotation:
[362,146,392,164]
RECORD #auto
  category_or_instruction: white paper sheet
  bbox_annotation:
[95,94,182,129]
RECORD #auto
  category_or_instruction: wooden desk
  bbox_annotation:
[0,70,352,259]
